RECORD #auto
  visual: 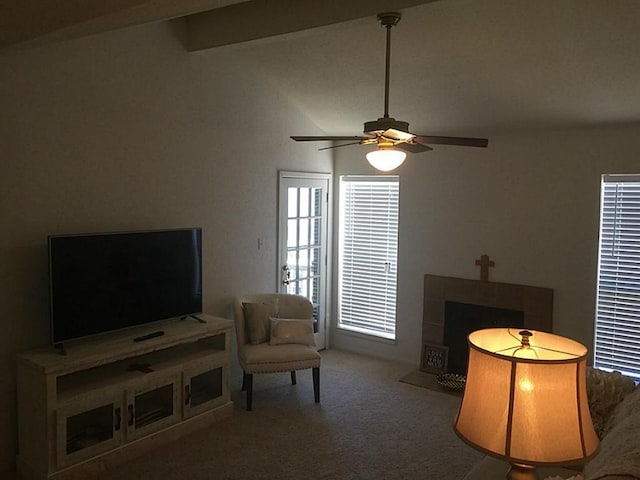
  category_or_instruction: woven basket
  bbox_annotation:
[436,373,466,391]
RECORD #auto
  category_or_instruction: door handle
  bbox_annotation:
[281,264,291,286]
[184,385,191,405]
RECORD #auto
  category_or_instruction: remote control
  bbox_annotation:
[133,330,165,342]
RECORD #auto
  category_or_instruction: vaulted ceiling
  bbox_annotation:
[4,0,640,137]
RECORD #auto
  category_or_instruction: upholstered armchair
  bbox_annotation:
[233,293,321,411]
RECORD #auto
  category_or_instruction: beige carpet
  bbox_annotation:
[92,350,482,480]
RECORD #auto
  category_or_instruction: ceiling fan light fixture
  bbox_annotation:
[366,147,406,171]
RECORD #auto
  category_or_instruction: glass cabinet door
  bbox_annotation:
[124,373,181,441]
[56,390,123,469]
[183,359,229,419]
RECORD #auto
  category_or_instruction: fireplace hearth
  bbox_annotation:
[422,274,553,375]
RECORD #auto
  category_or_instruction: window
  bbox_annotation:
[338,175,399,340]
[594,175,640,382]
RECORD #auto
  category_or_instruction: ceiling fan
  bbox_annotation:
[290,12,488,171]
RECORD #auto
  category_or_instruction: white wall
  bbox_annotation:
[331,125,640,365]
[0,20,330,472]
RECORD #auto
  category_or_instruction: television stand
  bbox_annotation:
[16,314,233,480]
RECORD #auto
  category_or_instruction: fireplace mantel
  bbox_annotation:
[422,274,554,371]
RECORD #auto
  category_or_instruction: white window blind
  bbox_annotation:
[595,175,640,382]
[338,176,399,340]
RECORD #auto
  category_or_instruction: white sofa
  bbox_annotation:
[463,369,639,480]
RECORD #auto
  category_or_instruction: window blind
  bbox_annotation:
[594,175,640,381]
[338,176,399,340]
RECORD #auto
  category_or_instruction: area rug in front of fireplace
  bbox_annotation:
[400,370,461,397]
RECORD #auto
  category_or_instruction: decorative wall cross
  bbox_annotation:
[475,254,495,282]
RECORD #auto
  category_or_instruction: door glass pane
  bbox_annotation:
[287,250,297,280]
[190,367,223,408]
[287,187,298,218]
[135,384,173,429]
[298,219,309,247]
[66,404,114,454]
[312,303,319,332]
[299,187,310,217]
[312,277,319,305]
[299,249,310,279]
[299,278,309,298]
[287,219,297,248]
[311,188,322,216]
[311,218,321,247]
[310,248,320,276]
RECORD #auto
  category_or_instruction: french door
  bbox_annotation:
[278,171,330,349]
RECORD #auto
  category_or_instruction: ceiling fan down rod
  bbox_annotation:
[378,12,401,119]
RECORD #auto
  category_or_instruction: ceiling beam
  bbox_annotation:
[186,0,440,52]
[0,0,246,50]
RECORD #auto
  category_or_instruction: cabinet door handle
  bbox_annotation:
[127,404,134,426]
[184,385,191,405]
[114,407,121,431]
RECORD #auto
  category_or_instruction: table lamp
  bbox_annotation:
[454,328,599,480]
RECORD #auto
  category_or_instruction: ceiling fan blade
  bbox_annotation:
[397,142,432,153]
[291,136,371,142]
[412,135,489,148]
[318,141,363,151]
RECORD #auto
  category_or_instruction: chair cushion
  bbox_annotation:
[243,301,276,344]
[239,343,321,374]
[277,295,314,319]
[269,317,316,346]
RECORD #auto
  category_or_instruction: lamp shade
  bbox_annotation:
[454,328,599,467]
[366,148,406,171]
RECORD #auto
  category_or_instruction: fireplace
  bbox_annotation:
[444,302,524,374]
[422,274,553,375]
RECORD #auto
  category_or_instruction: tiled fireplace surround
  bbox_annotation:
[422,274,554,373]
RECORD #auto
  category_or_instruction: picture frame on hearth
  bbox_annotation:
[420,343,448,374]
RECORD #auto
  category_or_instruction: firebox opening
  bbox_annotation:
[443,301,524,375]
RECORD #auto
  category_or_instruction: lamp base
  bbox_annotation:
[507,463,537,480]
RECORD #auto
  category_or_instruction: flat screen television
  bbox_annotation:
[48,228,202,345]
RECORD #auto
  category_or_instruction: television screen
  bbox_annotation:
[49,228,202,345]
